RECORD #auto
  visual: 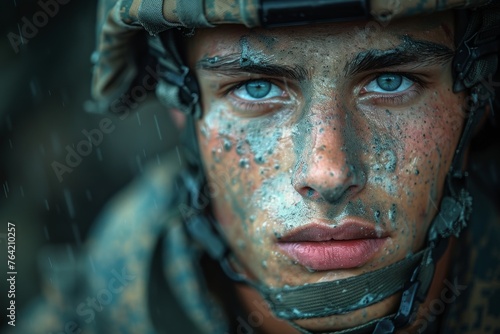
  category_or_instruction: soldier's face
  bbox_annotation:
[186,12,465,331]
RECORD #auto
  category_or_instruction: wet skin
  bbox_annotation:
[184,12,466,332]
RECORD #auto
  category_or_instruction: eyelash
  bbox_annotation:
[223,72,428,115]
[223,79,289,114]
[359,73,427,105]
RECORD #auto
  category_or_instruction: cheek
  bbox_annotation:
[198,126,253,228]
[390,92,465,242]
[404,96,463,184]
[196,107,291,237]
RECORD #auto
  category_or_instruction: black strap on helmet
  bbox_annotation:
[259,0,370,27]
[148,31,202,119]
[158,4,499,333]
[370,4,500,333]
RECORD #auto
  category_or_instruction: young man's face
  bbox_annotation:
[185,12,465,331]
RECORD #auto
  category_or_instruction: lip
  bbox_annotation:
[278,220,388,271]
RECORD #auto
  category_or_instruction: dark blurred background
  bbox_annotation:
[0,0,179,329]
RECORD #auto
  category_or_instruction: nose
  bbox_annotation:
[291,111,366,204]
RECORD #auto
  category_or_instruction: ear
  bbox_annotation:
[169,108,186,129]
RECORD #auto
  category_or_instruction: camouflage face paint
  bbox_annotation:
[185,11,464,332]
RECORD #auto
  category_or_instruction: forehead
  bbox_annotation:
[185,12,454,64]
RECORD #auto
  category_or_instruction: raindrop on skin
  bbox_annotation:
[388,204,397,229]
[239,158,250,168]
[254,155,266,164]
[223,139,232,151]
[211,148,222,163]
[236,141,246,155]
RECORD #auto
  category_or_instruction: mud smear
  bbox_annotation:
[246,125,283,165]
[240,35,273,68]
[370,135,400,196]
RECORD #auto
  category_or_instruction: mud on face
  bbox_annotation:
[184,12,465,332]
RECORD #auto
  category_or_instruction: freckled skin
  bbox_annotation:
[184,12,465,332]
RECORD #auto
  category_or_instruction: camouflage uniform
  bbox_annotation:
[10,151,229,334]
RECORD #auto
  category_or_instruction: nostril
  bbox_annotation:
[306,188,315,198]
[291,154,366,204]
[321,184,357,203]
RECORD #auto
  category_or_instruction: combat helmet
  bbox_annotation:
[90,1,500,333]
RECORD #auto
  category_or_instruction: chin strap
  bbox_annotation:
[179,165,466,334]
[163,4,497,332]
[173,71,485,334]
[263,250,427,320]
[176,100,477,334]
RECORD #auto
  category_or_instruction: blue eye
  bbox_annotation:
[377,74,402,91]
[364,74,414,93]
[246,81,271,98]
[233,80,283,101]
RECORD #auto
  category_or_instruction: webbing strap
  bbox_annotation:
[261,250,426,320]
[138,0,181,35]
[278,247,436,334]
[179,165,441,333]
[176,0,214,28]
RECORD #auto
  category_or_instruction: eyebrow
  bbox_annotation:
[196,53,311,81]
[196,36,453,81]
[344,36,454,76]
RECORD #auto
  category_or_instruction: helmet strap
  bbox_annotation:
[159,6,499,330]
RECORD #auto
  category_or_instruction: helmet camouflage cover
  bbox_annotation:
[90,0,494,116]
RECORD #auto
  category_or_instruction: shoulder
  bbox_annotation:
[14,152,184,334]
[82,151,184,332]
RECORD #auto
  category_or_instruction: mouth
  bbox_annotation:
[277,220,389,271]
